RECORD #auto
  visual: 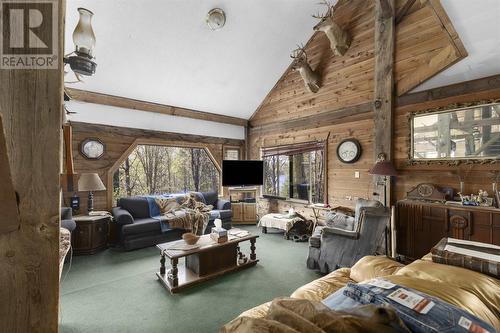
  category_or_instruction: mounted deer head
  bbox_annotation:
[313,0,351,56]
[290,45,321,93]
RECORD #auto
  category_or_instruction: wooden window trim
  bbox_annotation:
[107,138,222,208]
[261,141,328,204]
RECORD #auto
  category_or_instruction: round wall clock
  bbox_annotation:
[80,138,105,159]
[336,139,362,163]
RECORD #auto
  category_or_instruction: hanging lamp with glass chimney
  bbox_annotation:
[64,8,97,78]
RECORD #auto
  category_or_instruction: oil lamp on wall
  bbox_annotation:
[64,8,97,78]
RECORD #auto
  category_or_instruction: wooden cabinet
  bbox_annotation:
[229,187,258,225]
[396,200,500,261]
[72,215,110,255]
[231,202,257,224]
[243,203,257,221]
[232,203,243,221]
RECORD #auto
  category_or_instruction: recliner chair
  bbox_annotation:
[307,199,389,273]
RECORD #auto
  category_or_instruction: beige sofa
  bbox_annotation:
[237,255,500,332]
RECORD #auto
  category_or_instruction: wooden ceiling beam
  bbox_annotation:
[65,88,248,127]
[249,102,372,135]
[397,74,500,107]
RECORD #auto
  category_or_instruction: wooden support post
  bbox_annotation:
[395,0,416,24]
[373,0,395,206]
[0,0,64,331]
[0,114,19,234]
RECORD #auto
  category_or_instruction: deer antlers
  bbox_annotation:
[312,0,335,19]
[290,44,308,62]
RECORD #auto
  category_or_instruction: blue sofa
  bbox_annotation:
[112,192,232,250]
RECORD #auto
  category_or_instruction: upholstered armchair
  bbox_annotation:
[307,199,389,274]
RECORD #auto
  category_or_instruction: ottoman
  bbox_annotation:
[258,213,300,239]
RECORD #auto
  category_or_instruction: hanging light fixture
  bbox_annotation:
[64,8,97,78]
[206,8,226,30]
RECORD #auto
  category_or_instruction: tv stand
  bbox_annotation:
[228,187,257,225]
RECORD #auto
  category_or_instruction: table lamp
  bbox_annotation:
[78,173,106,212]
[368,153,397,207]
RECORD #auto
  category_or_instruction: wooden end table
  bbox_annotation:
[72,215,110,255]
[156,234,258,293]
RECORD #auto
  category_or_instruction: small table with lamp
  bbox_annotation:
[71,173,110,255]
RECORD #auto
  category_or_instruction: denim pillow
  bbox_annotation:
[323,281,496,333]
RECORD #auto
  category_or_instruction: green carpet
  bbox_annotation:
[59,226,320,333]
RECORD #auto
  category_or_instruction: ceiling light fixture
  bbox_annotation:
[64,8,97,81]
[206,8,226,31]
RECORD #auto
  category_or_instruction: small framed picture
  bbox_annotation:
[482,198,494,207]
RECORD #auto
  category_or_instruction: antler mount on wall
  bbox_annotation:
[313,0,351,56]
[290,45,321,93]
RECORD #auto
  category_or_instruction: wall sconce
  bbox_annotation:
[64,8,96,80]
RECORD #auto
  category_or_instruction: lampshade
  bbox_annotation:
[73,8,96,57]
[368,160,397,177]
[78,173,106,192]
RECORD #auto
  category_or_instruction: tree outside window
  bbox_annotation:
[262,143,325,203]
[113,145,220,202]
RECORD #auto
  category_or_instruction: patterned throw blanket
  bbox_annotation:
[156,194,213,235]
[220,298,409,333]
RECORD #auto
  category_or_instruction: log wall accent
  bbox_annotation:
[67,122,244,211]
[373,0,396,205]
[0,0,64,330]
[248,0,468,216]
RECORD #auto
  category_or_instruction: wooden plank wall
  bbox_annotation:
[67,122,244,211]
[395,86,500,200]
[248,0,467,215]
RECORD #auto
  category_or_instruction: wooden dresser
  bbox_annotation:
[396,200,500,261]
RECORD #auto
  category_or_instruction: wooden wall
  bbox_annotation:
[248,0,468,216]
[394,84,500,201]
[67,122,244,212]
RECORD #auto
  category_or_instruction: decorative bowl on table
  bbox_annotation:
[182,232,200,245]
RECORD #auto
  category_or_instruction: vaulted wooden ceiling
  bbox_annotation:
[250,0,467,127]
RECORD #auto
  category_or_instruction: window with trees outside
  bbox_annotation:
[262,141,326,203]
[112,145,220,202]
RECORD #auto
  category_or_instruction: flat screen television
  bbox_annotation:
[222,160,264,187]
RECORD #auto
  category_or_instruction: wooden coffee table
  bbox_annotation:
[156,233,258,293]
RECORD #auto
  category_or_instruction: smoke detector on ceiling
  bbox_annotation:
[206,8,226,30]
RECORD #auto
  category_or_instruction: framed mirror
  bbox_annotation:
[80,138,105,160]
[409,101,500,165]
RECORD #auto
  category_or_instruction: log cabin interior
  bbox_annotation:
[0,0,499,332]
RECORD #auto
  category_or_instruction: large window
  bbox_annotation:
[262,141,326,203]
[113,145,220,201]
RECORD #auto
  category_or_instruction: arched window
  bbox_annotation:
[112,144,220,201]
